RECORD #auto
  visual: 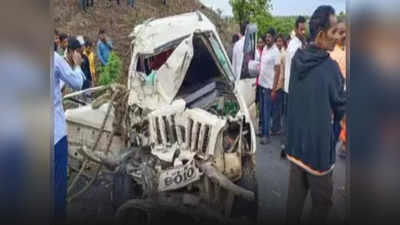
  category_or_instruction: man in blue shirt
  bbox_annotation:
[97,29,113,66]
[53,37,84,223]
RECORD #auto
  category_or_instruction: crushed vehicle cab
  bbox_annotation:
[65,11,258,225]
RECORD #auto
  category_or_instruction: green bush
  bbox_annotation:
[98,52,122,86]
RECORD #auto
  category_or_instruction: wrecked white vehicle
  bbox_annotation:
[64,11,258,225]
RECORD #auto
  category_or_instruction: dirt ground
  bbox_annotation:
[53,0,237,85]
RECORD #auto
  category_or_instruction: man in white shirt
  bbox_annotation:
[53,37,84,222]
[232,21,248,78]
[255,36,265,117]
[281,16,306,151]
[258,28,281,145]
[271,34,287,136]
[228,34,240,62]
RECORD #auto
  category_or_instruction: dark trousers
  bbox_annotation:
[256,85,261,104]
[259,86,272,137]
[281,92,288,146]
[54,136,68,223]
[286,163,333,225]
[271,89,284,133]
[256,86,261,129]
[82,79,92,90]
[0,140,25,224]
[333,120,341,145]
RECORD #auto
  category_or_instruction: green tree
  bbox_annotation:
[338,11,346,22]
[229,0,310,39]
[229,0,294,38]
[256,16,290,37]
[268,16,297,37]
[229,0,272,25]
[97,52,122,86]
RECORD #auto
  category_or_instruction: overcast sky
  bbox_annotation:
[199,0,346,17]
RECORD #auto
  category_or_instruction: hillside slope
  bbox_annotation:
[53,0,237,82]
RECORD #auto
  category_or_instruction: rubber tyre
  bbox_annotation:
[232,155,258,224]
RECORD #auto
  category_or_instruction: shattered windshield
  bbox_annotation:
[208,35,236,82]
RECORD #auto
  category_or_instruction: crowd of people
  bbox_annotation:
[231,5,346,225]
[54,28,113,90]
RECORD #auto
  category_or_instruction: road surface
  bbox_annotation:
[256,135,347,225]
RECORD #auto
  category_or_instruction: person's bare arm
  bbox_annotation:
[272,65,280,91]
[280,55,286,90]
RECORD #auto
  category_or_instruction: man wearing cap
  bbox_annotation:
[53,37,84,223]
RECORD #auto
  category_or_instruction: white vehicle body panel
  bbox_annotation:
[128,11,256,154]
[64,12,257,176]
[155,35,194,104]
[129,12,219,56]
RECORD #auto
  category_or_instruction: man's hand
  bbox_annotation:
[271,90,276,101]
[72,50,82,67]
[273,65,280,94]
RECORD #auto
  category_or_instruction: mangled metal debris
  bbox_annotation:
[64,11,258,225]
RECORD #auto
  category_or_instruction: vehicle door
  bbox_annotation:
[235,23,258,127]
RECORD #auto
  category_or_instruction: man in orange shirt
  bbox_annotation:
[330,21,347,158]
[330,21,346,78]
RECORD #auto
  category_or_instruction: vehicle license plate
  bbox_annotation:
[158,160,201,191]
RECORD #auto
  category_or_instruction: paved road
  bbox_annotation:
[256,135,347,225]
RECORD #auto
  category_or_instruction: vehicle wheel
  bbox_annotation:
[115,204,160,225]
[112,165,135,210]
[232,154,258,223]
[111,149,138,211]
